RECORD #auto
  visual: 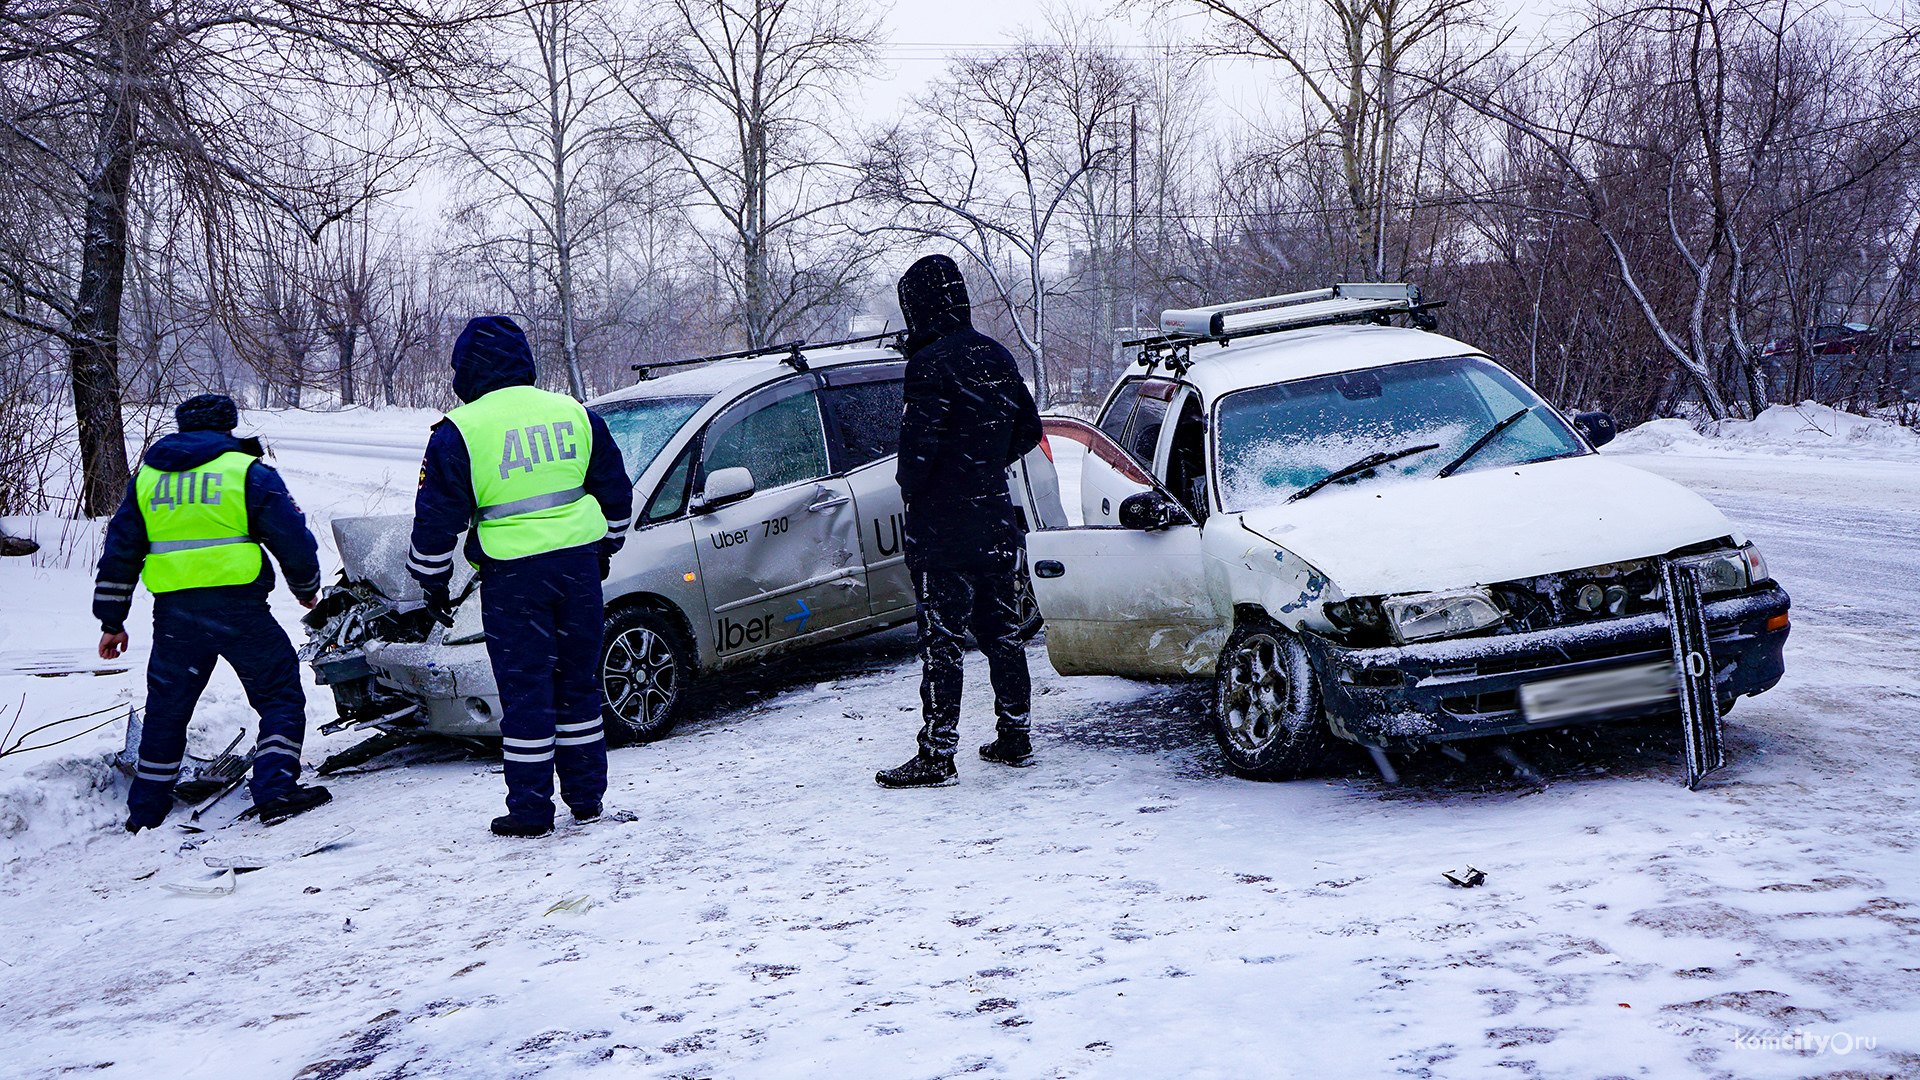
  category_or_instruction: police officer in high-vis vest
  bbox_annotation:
[95,394,332,830]
[408,316,631,837]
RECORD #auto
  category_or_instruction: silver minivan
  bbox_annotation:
[304,341,1061,750]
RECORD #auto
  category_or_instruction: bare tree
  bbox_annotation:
[619,0,882,350]
[1175,0,1497,277]
[0,0,488,514]
[1445,0,1920,421]
[859,39,1139,405]
[440,0,653,399]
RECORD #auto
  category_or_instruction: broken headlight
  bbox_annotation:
[1689,543,1771,597]
[1382,589,1505,643]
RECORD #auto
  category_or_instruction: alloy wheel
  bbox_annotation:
[603,625,677,729]
[1220,632,1290,754]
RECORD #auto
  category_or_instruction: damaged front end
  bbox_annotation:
[300,516,503,747]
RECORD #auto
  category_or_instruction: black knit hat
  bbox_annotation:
[176,394,239,433]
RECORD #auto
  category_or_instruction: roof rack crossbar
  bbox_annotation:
[1122,283,1443,376]
[630,328,906,378]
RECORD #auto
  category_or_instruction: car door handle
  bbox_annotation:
[807,492,851,512]
[1034,560,1064,578]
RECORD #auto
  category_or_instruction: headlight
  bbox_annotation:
[1383,589,1505,643]
[1689,543,1771,596]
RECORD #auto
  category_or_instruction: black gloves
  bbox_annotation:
[422,584,455,628]
[599,551,612,581]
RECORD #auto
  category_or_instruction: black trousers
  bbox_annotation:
[127,603,307,825]
[913,568,1031,760]
[481,550,608,825]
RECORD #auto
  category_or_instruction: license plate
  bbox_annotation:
[1519,661,1676,723]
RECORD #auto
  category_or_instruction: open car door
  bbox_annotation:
[1025,417,1221,678]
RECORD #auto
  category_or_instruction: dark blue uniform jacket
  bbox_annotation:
[93,431,323,634]
[406,326,632,590]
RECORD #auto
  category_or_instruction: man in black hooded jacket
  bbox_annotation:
[408,316,631,836]
[877,255,1044,788]
[95,394,331,830]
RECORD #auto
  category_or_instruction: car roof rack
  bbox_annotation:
[1121,282,1445,377]
[630,328,907,380]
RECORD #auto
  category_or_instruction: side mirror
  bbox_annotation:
[1572,411,1616,448]
[1118,490,1192,531]
[693,466,756,514]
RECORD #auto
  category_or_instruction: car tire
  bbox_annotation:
[601,605,694,746]
[1211,615,1339,780]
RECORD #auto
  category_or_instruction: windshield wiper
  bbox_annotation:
[1287,443,1442,503]
[1437,407,1531,478]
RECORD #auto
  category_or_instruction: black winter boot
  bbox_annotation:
[875,754,957,789]
[570,802,602,824]
[979,733,1033,767]
[256,785,332,826]
[491,814,554,838]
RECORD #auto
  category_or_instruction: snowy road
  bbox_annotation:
[2,408,1918,1079]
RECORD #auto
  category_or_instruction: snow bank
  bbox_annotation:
[1613,402,1920,461]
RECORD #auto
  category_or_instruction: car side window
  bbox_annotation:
[703,385,830,491]
[641,442,696,524]
[1098,380,1143,442]
[824,377,905,471]
[1121,393,1168,466]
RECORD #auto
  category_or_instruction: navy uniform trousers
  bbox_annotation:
[481,549,608,825]
[127,604,308,825]
[913,568,1032,761]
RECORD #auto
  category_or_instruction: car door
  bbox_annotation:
[691,377,867,658]
[820,361,914,618]
[1025,414,1219,679]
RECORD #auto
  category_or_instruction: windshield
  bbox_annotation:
[596,395,708,484]
[1215,355,1586,512]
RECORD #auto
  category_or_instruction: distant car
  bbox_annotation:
[1025,283,1791,780]
[304,339,1060,748]
[1758,323,1876,358]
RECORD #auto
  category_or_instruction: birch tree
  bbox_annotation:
[618,0,882,350]
[858,41,1138,406]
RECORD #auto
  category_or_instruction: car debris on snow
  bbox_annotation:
[1442,867,1486,888]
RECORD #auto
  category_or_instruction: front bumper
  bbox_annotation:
[1302,585,1790,750]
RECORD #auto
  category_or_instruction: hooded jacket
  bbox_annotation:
[894,255,1043,572]
[406,316,632,589]
[93,430,322,633]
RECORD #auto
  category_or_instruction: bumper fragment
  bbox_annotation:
[1302,585,1790,750]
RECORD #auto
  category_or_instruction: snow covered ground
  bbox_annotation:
[2,403,1918,1079]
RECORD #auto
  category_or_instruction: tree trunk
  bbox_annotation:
[68,84,139,517]
[333,325,358,405]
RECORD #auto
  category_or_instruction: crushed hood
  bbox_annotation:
[333,514,474,604]
[1236,454,1739,597]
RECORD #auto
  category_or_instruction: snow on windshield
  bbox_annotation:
[597,395,707,484]
[1215,356,1584,511]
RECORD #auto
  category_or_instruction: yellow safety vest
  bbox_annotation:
[445,384,606,560]
[135,451,264,592]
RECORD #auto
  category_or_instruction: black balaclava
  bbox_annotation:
[176,394,238,432]
[897,255,972,357]
[451,315,538,404]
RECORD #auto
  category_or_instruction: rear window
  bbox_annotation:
[826,378,906,471]
[597,396,708,485]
